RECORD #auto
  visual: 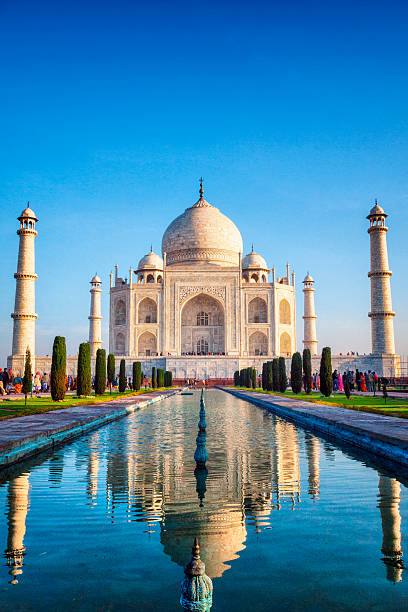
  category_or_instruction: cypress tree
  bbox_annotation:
[119,359,126,393]
[167,371,173,387]
[320,346,332,397]
[251,367,256,389]
[344,376,351,399]
[234,370,239,386]
[291,352,303,394]
[77,342,91,397]
[278,357,287,393]
[261,363,267,390]
[246,368,251,388]
[107,353,115,393]
[22,347,32,406]
[132,361,142,391]
[51,336,66,401]
[272,359,279,392]
[266,361,272,391]
[158,368,165,387]
[302,348,312,394]
[152,366,157,389]
[95,348,106,395]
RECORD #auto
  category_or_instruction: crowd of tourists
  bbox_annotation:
[0,369,152,396]
[311,369,381,393]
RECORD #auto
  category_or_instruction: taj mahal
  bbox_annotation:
[7,181,400,379]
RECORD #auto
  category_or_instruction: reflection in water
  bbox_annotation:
[378,475,404,582]
[180,537,213,611]
[1,390,407,595]
[4,473,30,584]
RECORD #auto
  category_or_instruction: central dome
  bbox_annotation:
[162,183,243,267]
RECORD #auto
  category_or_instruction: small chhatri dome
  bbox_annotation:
[137,248,164,271]
[303,273,314,283]
[18,202,38,221]
[242,246,268,270]
[162,180,243,267]
[368,199,386,218]
[91,273,101,283]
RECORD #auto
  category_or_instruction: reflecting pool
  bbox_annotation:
[1,389,408,610]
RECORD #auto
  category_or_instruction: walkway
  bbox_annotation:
[0,389,179,469]
[222,388,408,467]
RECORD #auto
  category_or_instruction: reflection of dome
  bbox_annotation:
[137,248,164,271]
[18,205,38,221]
[161,508,246,578]
[162,182,243,267]
[242,247,268,270]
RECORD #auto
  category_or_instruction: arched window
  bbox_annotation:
[115,332,125,353]
[146,274,154,283]
[196,311,209,326]
[248,297,267,323]
[279,299,291,324]
[115,300,126,325]
[157,275,163,284]
[243,274,249,283]
[280,332,291,355]
[197,339,209,354]
[250,273,259,283]
[28,221,32,228]
[138,297,157,323]
[261,275,267,283]
[249,331,268,355]
[138,331,157,356]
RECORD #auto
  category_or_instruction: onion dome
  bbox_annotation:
[242,245,268,270]
[303,273,314,283]
[180,538,213,611]
[18,202,38,222]
[162,179,243,267]
[137,247,164,271]
[367,199,387,219]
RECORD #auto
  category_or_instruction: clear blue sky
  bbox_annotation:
[1,0,407,364]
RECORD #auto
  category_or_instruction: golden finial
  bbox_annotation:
[199,177,204,199]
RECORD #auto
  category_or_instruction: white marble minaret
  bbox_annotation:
[11,205,38,361]
[367,201,395,354]
[302,273,318,355]
[88,274,102,357]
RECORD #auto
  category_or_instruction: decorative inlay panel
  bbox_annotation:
[179,285,226,304]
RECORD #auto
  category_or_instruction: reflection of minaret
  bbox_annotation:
[87,451,99,505]
[305,434,320,499]
[378,475,404,582]
[5,473,30,584]
[273,420,301,509]
[48,453,64,487]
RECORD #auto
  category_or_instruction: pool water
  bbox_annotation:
[1,389,407,611]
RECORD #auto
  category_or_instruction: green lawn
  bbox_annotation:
[232,387,408,418]
[0,388,168,421]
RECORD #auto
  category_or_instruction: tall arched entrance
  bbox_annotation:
[180,294,225,355]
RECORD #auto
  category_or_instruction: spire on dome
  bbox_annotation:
[199,177,204,199]
[251,244,254,253]
[150,244,153,252]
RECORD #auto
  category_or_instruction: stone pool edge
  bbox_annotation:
[220,387,408,467]
[0,390,180,469]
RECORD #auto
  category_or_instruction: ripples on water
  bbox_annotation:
[0,389,407,610]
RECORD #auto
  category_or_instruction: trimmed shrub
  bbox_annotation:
[119,359,126,392]
[22,347,32,405]
[261,363,267,390]
[95,349,106,395]
[291,352,303,394]
[251,367,256,389]
[152,366,157,389]
[157,368,165,387]
[107,353,115,393]
[272,359,279,392]
[302,348,312,394]
[234,370,239,386]
[266,361,272,391]
[278,357,287,393]
[165,371,173,387]
[320,346,332,397]
[77,342,91,397]
[51,336,66,401]
[132,362,142,391]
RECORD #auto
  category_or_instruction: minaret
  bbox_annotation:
[5,473,30,585]
[11,204,38,361]
[302,273,318,355]
[88,274,102,357]
[367,201,395,354]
